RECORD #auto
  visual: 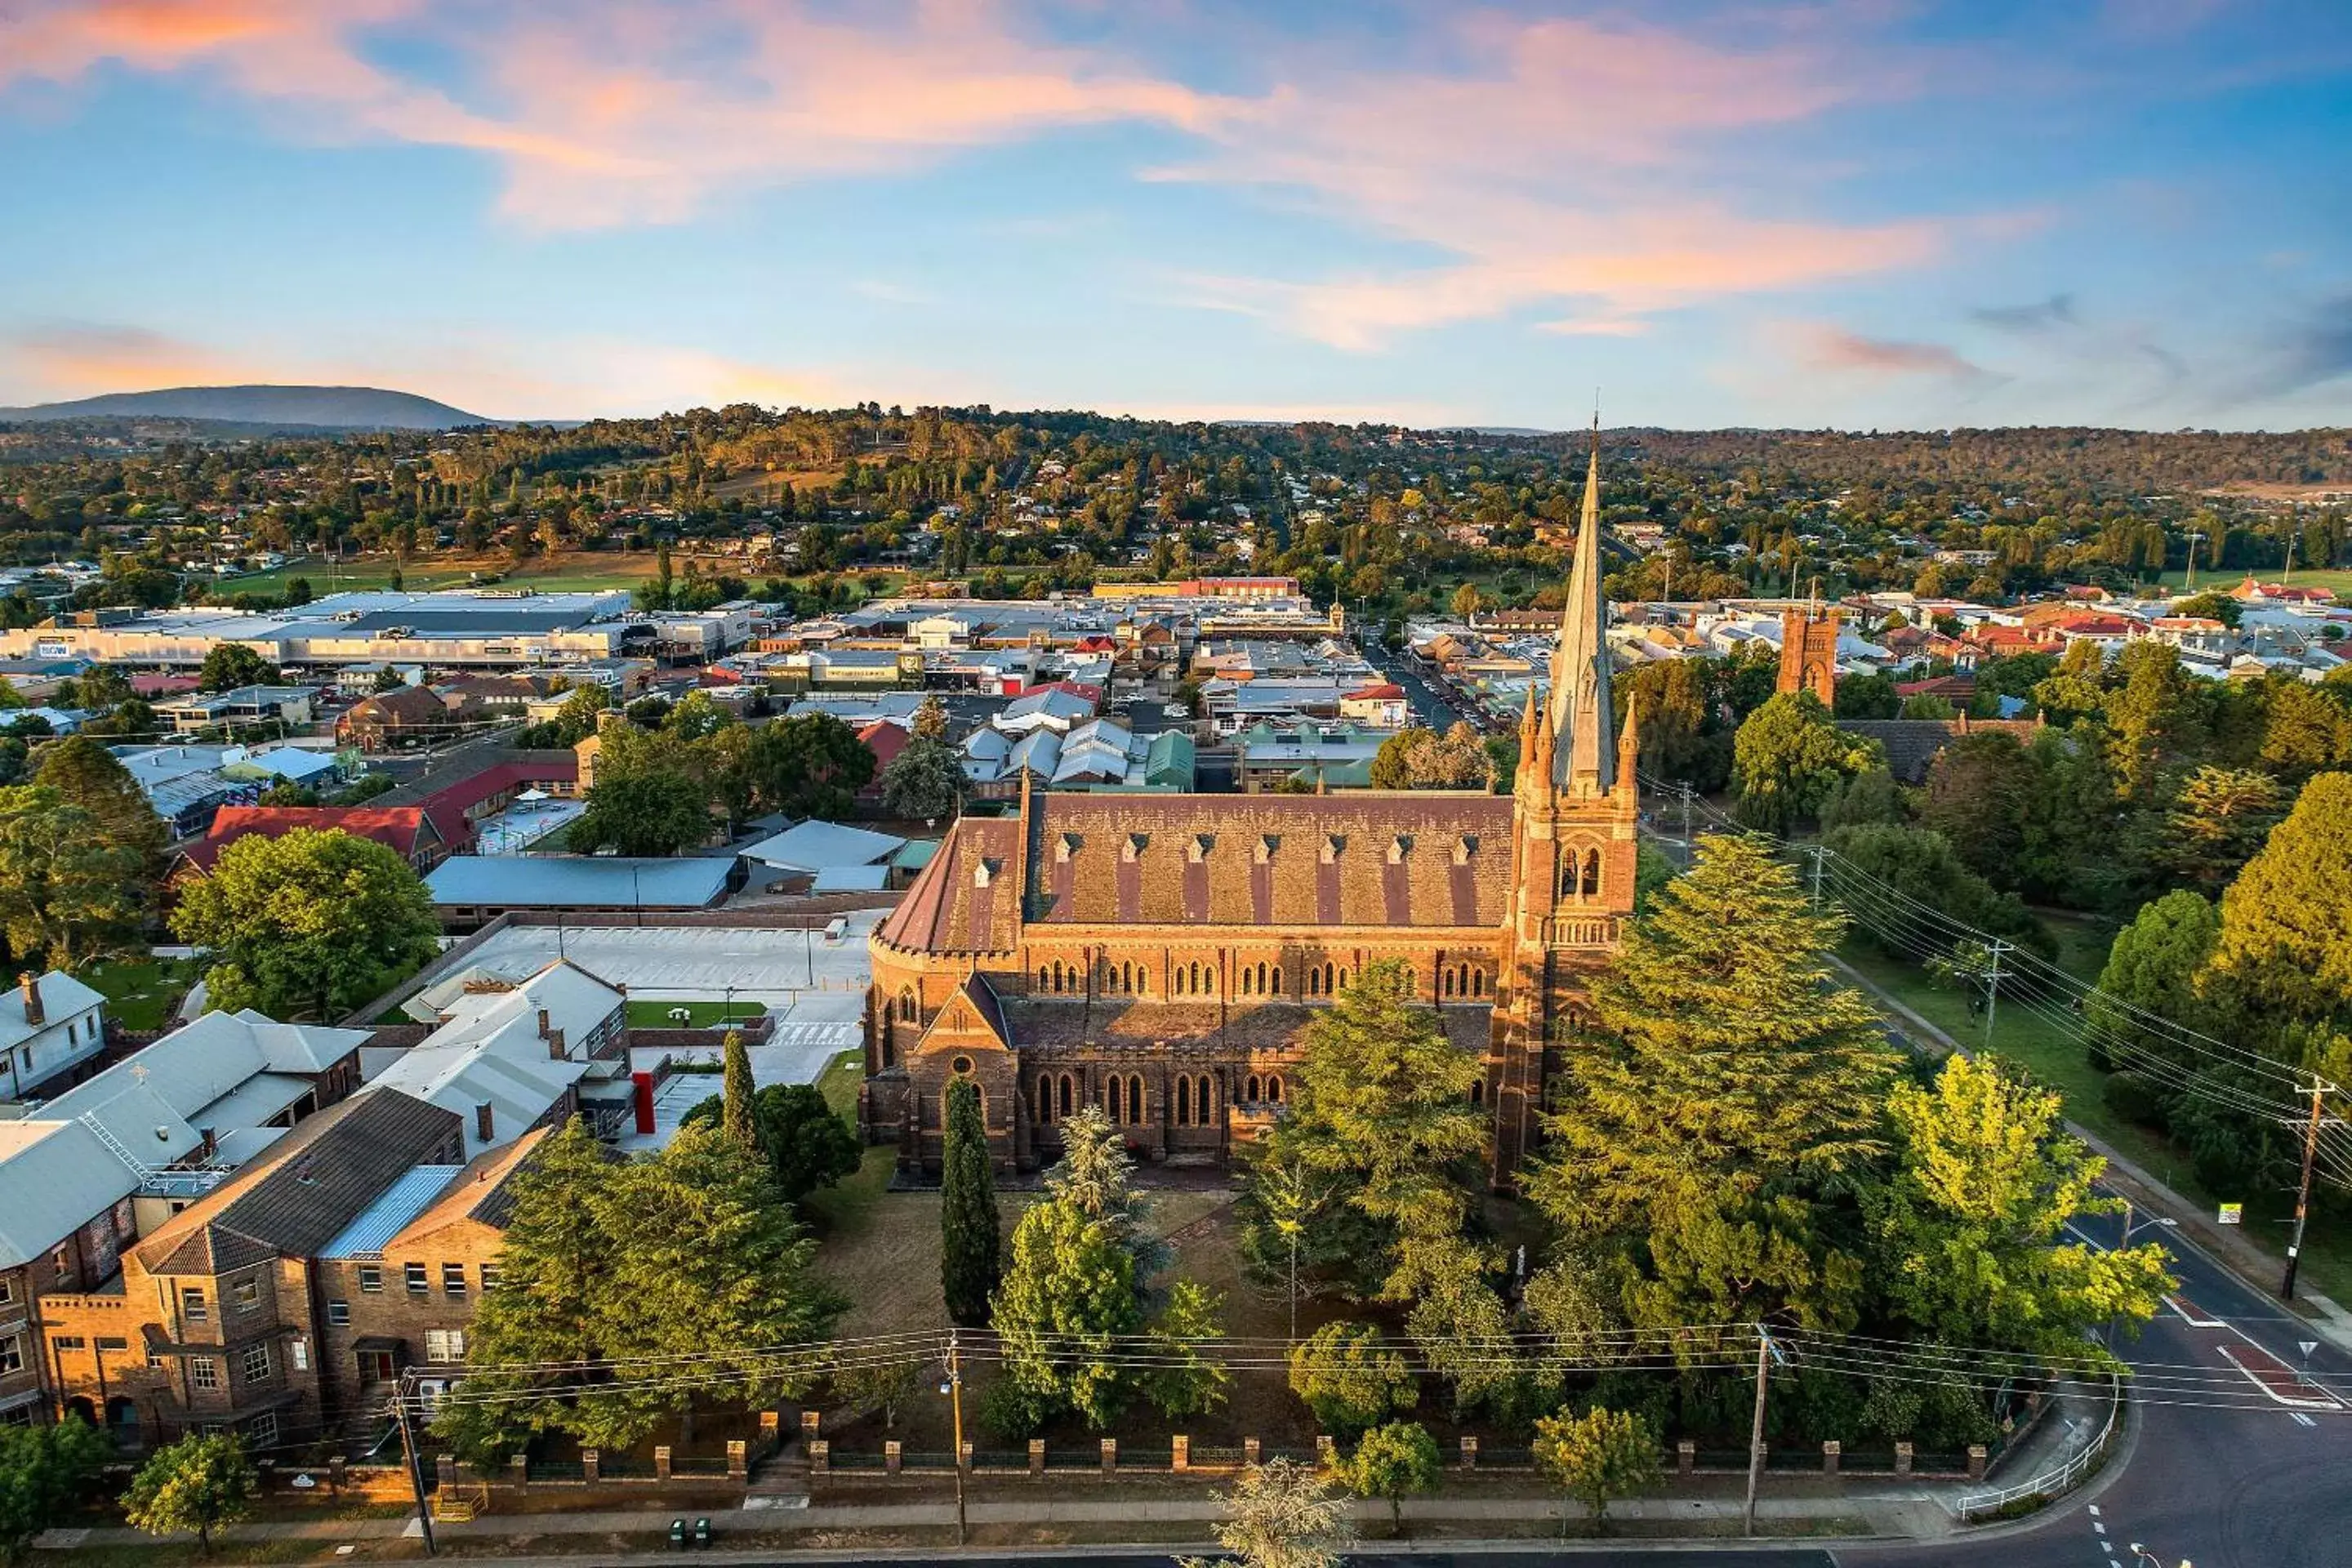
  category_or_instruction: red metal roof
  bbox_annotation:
[180,806,434,873]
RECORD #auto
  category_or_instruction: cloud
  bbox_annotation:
[1797,324,1996,382]
[1969,293,2078,333]
[2239,295,2352,398]
[0,321,255,399]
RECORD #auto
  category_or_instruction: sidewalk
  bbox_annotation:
[1831,954,2352,1357]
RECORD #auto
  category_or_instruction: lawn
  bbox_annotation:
[1840,924,2352,1305]
[2148,564,2352,599]
[218,550,666,599]
[815,1049,863,1120]
[622,999,769,1029]
[77,956,200,1031]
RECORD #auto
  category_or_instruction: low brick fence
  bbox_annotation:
[630,1014,777,1053]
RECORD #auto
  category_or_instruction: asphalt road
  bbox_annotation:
[1845,1196,2352,1568]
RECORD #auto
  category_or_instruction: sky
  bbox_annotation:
[2,0,2349,430]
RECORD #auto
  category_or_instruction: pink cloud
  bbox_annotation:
[1795,323,1993,381]
[1,321,255,398]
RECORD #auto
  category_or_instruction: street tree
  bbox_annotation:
[721,1029,757,1150]
[0,1418,111,1565]
[1866,1055,2173,1356]
[33,733,167,873]
[169,828,439,1020]
[2154,767,2285,894]
[196,644,281,693]
[1286,1321,1414,1440]
[939,1078,1000,1326]
[2207,771,2352,1041]
[120,1435,256,1557]
[880,733,965,822]
[749,712,875,821]
[1341,1420,1441,1538]
[1533,1405,1660,1535]
[1141,1278,1231,1421]
[1177,1457,1352,1568]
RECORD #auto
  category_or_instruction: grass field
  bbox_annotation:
[2149,564,2352,599]
[1841,924,2352,1305]
[815,1049,862,1120]
[77,956,200,1031]
[220,551,666,599]
[622,999,769,1029]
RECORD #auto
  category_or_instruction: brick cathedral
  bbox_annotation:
[861,441,1637,1187]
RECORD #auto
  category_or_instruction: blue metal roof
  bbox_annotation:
[425,854,733,908]
[318,1165,463,1258]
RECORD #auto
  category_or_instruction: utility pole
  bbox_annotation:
[2283,1077,2336,1300]
[393,1374,437,1557]
[1677,781,1694,851]
[1743,1325,1782,1536]
[1804,844,1826,909]
[944,1328,969,1544]
[1982,939,2011,1046]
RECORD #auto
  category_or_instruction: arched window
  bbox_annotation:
[1270,964,1283,995]
[1442,967,1456,998]
[1472,967,1486,998]
[1581,848,1601,898]
[1245,1073,1262,1102]
[1038,966,1051,991]
[1238,967,1253,997]
[1175,1076,1192,1125]
[1127,1075,1144,1125]
[1337,969,1349,991]
[1469,1079,1485,1106]
[1267,1075,1284,1105]
[1105,1078,1123,1124]
[1058,1074,1074,1119]
[1036,1074,1054,1124]
[897,988,918,1022]
[1196,1075,1213,1122]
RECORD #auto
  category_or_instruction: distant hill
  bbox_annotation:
[0,384,495,430]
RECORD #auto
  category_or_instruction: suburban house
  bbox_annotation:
[171,806,452,883]
[154,684,319,737]
[37,1090,466,1450]
[0,972,107,1101]
[366,750,580,856]
[336,685,492,752]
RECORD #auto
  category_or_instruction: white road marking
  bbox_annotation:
[2292,1411,2318,1427]
[2093,1521,2106,1535]
[2088,1505,2101,1517]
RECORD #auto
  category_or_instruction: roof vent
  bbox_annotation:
[1319,834,1343,865]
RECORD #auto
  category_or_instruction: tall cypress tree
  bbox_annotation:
[939,1078,1001,1326]
[720,1030,758,1152]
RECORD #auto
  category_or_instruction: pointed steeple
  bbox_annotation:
[1547,415,1615,791]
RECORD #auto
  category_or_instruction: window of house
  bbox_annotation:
[0,1278,14,1307]
[190,1357,220,1391]
[50,1250,68,1283]
[290,1339,310,1372]
[403,1263,427,1294]
[233,1276,260,1312]
[424,1330,466,1364]
[358,1265,382,1294]
[180,1288,207,1322]
[442,1263,466,1296]
[246,1411,277,1448]
[66,1022,76,1047]
[327,1301,350,1326]
[242,1343,271,1384]
[478,1266,500,1293]
[49,1336,84,1352]
[96,1337,127,1353]
[0,1336,20,1375]
[0,1406,29,1428]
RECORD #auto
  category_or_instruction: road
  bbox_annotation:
[1366,644,1481,733]
[1845,1197,2352,1568]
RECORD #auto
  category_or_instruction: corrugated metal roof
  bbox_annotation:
[740,820,906,871]
[425,854,730,907]
[318,1165,463,1258]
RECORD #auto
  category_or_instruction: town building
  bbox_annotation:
[171,806,452,883]
[862,442,1639,1187]
[0,972,107,1102]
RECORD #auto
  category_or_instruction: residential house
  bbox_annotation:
[336,684,492,752]
[0,972,107,1102]
[154,685,318,737]
[171,807,450,885]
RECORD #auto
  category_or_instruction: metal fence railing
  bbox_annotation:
[1954,1374,2124,1523]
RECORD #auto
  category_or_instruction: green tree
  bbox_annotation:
[1141,1278,1231,1421]
[752,1084,863,1207]
[1340,1420,1440,1537]
[169,828,439,1020]
[2206,772,2352,1044]
[2152,767,2286,894]
[1920,732,2038,883]
[1368,725,1490,791]
[663,688,735,742]
[1177,1456,1352,1568]
[0,1418,111,1565]
[0,786,142,965]
[880,734,965,822]
[1286,1321,1414,1439]
[1865,1056,2173,1356]
[1533,1405,1660,1535]
[33,733,167,873]
[990,1196,1140,1429]
[1526,833,1897,1331]
[749,712,875,820]
[1832,669,1900,719]
[195,644,280,693]
[721,1029,757,1150]
[1731,692,1882,835]
[939,1078,1000,1327]
[1822,823,2045,958]
[1820,767,1905,830]
[1247,960,1486,1301]
[119,1435,256,1557]
[2090,889,2221,1080]
[566,770,711,857]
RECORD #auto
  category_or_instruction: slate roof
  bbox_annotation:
[1000,997,1492,1054]
[134,1089,462,1278]
[1837,717,2042,783]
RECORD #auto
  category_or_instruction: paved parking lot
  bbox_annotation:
[463,915,880,1008]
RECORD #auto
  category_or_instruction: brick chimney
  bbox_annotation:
[17,973,41,1028]
[475,1103,495,1143]
[546,1027,567,1060]
[536,1007,551,1038]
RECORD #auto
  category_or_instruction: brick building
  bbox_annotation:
[863,439,1640,1188]
[36,1090,464,1451]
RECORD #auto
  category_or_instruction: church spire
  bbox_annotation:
[1547,415,1615,791]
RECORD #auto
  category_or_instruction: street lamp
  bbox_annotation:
[722,985,735,1029]
[939,1330,967,1544]
[2129,1546,2190,1568]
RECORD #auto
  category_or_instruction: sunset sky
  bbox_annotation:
[2,0,2348,429]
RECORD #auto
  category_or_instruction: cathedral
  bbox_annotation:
[860,441,1637,1187]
